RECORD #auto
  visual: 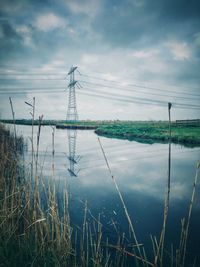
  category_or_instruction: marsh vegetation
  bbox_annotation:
[0,122,199,266]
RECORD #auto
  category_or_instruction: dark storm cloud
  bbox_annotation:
[0,20,25,61]
[0,0,97,65]
[92,0,200,48]
[1,0,200,53]
[0,20,21,41]
[158,0,200,20]
[0,0,199,78]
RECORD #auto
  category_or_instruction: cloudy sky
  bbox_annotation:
[0,0,200,121]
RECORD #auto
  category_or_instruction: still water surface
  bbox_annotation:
[15,125,200,264]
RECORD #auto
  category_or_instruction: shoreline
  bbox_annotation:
[95,122,200,147]
[1,119,200,147]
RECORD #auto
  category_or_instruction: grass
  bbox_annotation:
[0,124,72,266]
[0,122,199,266]
[95,121,200,146]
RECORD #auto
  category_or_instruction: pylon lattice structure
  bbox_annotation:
[66,66,80,177]
[67,66,78,121]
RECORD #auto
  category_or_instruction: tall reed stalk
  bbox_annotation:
[31,97,35,180]
[25,97,35,180]
[9,97,17,147]
[154,103,172,267]
[181,162,200,267]
[98,137,149,267]
[51,126,55,176]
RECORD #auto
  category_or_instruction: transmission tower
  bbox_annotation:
[66,66,80,177]
[67,66,78,121]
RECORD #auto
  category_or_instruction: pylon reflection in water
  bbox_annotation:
[67,128,81,177]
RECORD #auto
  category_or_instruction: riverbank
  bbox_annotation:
[95,121,200,146]
[1,119,200,146]
[0,119,99,129]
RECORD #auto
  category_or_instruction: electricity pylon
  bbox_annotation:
[66,66,80,177]
[67,66,78,121]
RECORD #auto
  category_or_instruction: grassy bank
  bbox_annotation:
[95,121,200,146]
[0,119,102,127]
[0,119,64,126]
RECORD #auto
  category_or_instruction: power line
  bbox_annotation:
[26,138,153,157]
[80,79,200,98]
[78,90,200,110]
[0,67,199,93]
[79,148,200,170]
[42,148,200,172]
[79,72,200,93]
[79,87,200,109]
[0,81,199,103]
[0,85,199,110]
[27,145,200,169]
[0,78,66,81]
[1,88,199,110]
[0,72,67,76]
[1,78,199,102]
[0,69,199,97]
[0,87,66,91]
[77,148,200,166]
[81,81,200,102]
[0,72,199,100]
[0,90,65,94]
[0,69,199,111]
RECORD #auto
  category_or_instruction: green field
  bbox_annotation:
[1,119,200,146]
[95,121,200,146]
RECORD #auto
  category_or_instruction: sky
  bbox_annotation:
[0,0,200,121]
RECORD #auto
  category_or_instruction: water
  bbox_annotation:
[15,124,200,265]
